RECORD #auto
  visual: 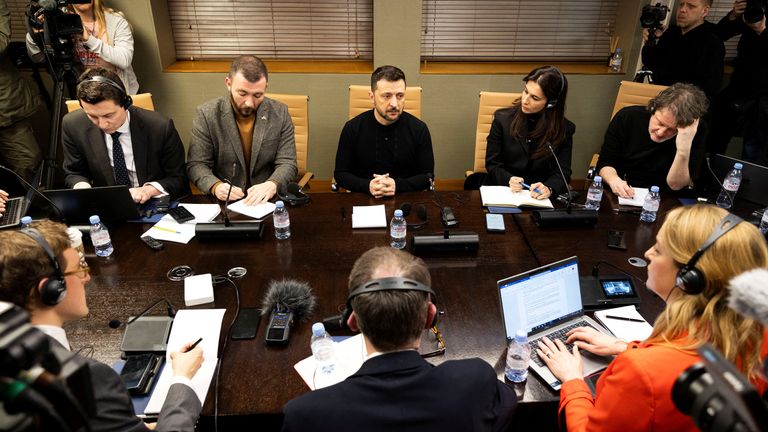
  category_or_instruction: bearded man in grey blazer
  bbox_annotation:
[187,55,297,205]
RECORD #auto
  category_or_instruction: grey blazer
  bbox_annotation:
[187,95,297,194]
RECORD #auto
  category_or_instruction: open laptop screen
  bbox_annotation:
[499,256,582,339]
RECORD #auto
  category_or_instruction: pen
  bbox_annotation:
[152,226,181,234]
[187,337,203,351]
[520,182,541,194]
[341,206,346,221]
[605,315,645,323]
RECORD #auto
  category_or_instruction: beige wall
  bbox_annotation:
[108,0,645,181]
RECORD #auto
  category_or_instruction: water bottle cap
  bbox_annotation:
[615,48,622,53]
[20,216,32,225]
[734,163,743,169]
[650,186,659,192]
[594,176,602,183]
[311,322,326,336]
[89,215,101,224]
[514,329,528,342]
[394,209,403,217]
[276,200,285,208]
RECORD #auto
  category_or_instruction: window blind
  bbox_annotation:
[421,0,619,61]
[168,0,373,60]
[6,0,31,42]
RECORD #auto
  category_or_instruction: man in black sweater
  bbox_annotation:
[641,0,725,100]
[334,66,434,196]
[596,83,709,198]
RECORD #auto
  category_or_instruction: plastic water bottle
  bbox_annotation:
[310,323,337,377]
[610,48,623,72]
[759,208,768,235]
[390,209,406,249]
[640,186,661,223]
[585,176,604,210]
[20,216,32,228]
[273,200,291,240]
[716,163,743,209]
[505,329,530,383]
[89,215,113,259]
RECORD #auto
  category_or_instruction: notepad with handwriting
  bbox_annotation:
[479,186,553,208]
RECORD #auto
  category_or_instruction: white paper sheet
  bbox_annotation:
[141,219,196,244]
[178,203,221,223]
[294,334,366,390]
[617,187,649,207]
[594,305,653,343]
[351,205,387,228]
[144,309,225,415]
[479,186,553,208]
[227,200,276,219]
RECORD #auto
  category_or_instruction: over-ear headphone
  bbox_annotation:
[19,228,67,306]
[675,213,743,295]
[545,67,566,110]
[342,277,438,329]
[77,75,133,109]
[400,203,427,230]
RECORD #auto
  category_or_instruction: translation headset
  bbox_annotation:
[342,277,438,329]
[19,228,67,306]
[545,67,566,110]
[77,75,133,109]
[400,203,427,230]
[675,213,743,295]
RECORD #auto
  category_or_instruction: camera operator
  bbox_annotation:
[26,0,139,94]
[0,220,204,431]
[641,0,725,100]
[707,0,768,166]
[0,0,42,184]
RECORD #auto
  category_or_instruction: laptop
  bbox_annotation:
[45,186,141,224]
[497,256,613,390]
[0,183,37,229]
[708,154,768,207]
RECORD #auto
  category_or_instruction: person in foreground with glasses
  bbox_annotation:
[282,247,517,432]
[0,219,204,431]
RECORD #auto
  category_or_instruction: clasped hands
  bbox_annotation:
[535,326,628,383]
[213,181,276,205]
[369,173,396,198]
[509,176,550,200]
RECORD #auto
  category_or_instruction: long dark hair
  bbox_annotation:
[508,66,568,159]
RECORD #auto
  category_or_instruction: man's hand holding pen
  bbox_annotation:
[170,338,204,380]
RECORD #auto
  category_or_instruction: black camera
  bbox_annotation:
[640,2,669,30]
[25,0,89,65]
[672,343,768,432]
[744,0,767,24]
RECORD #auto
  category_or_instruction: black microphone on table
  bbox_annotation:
[0,164,67,224]
[531,144,598,227]
[262,279,316,345]
[222,177,234,227]
[108,298,176,329]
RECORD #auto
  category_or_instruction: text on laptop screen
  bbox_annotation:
[499,258,582,338]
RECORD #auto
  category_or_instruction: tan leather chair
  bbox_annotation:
[348,85,422,120]
[467,91,521,177]
[65,93,156,112]
[586,81,668,185]
[333,85,424,191]
[268,93,313,188]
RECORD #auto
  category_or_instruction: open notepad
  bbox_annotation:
[594,305,653,343]
[144,309,225,415]
[479,186,553,209]
[617,187,649,207]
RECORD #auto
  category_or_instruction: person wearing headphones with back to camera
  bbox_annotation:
[539,204,768,431]
[0,219,203,431]
[484,65,575,200]
[61,67,189,203]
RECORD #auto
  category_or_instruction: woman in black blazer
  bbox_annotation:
[485,66,575,199]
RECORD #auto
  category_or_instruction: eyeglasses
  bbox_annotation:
[420,325,446,358]
[63,266,90,279]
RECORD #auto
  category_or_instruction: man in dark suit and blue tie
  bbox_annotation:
[62,67,189,203]
[282,247,517,432]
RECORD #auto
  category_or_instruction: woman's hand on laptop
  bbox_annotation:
[537,337,583,383]
[566,327,628,356]
[0,189,7,216]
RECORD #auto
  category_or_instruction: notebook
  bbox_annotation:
[44,186,140,224]
[497,256,613,390]
[480,186,554,209]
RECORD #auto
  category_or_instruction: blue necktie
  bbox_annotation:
[111,131,131,187]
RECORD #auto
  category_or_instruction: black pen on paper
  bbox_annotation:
[605,315,645,323]
[187,337,203,351]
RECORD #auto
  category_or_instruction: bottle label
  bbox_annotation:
[274,215,290,228]
[587,190,603,201]
[723,178,740,192]
[643,200,659,212]
[390,225,406,239]
[91,230,111,246]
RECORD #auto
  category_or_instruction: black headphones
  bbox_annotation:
[278,182,311,206]
[77,75,133,109]
[400,203,427,230]
[19,228,67,306]
[342,277,438,329]
[675,213,743,295]
[545,67,566,110]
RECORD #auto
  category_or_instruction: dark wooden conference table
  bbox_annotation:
[69,190,673,431]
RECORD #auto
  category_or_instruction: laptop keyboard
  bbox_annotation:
[0,198,22,226]
[529,320,595,367]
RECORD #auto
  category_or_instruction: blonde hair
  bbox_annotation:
[69,0,119,44]
[648,204,768,379]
